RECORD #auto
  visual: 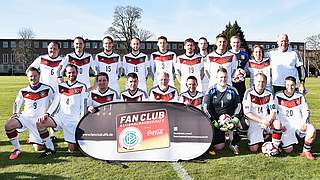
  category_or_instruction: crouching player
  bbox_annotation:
[275,76,316,160]
[203,67,242,155]
[36,64,88,157]
[87,72,119,113]
[179,75,204,109]
[149,72,179,102]
[243,73,282,153]
[4,67,55,159]
[120,73,148,102]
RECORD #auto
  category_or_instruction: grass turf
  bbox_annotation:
[0,76,319,179]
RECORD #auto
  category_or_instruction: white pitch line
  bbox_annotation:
[171,162,193,180]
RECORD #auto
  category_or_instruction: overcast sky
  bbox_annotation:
[1,0,319,43]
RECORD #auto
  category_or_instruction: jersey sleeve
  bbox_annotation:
[203,90,213,120]
[58,56,69,77]
[242,90,251,114]
[90,55,99,75]
[116,55,122,77]
[13,90,24,114]
[268,93,276,113]
[295,51,304,67]
[300,95,310,123]
[80,86,89,117]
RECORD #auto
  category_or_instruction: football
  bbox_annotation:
[261,142,279,156]
[218,114,232,126]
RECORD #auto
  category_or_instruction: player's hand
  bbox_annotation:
[37,113,49,123]
[300,123,307,132]
[10,113,19,119]
[57,77,64,83]
[299,84,306,94]
[88,106,96,113]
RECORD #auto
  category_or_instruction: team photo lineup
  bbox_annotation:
[5,32,317,162]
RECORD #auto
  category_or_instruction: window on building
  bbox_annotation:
[178,44,183,50]
[11,54,15,63]
[10,41,16,48]
[63,42,68,48]
[85,42,91,48]
[248,44,252,49]
[299,46,304,50]
[98,42,102,49]
[294,45,298,50]
[11,55,15,64]
[153,43,157,49]
[2,54,9,64]
[167,44,171,50]
[266,45,270,49]
[42,41,48,48]
[141,43,145,50]
[3,41,9,48]
[34,41,39,48]
[272,45,275,48]
[172,43,177,50]
[71,42,74,48]
[147,43,152,49]
[92,42,98,49]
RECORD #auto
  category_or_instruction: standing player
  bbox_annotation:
[274,76,316,160]
[149,72,179,102]
[246,45,272,91]
[243,73,282,153]
[179,76,204,109]
[268,33,306,93]
[206,34,237,89]
[198,37,210,92]
[203,67,242,155]
[28,41,64,91]
[123,37,151,92]
[150,36,176,87]
[59,36,98,89]
[87,72,119,113]
[120,73,148,102]
[95,36,122,94]
[229,36,250,101]
[36,64,88,156]
[175,38,204,93]
[4,67,55,159]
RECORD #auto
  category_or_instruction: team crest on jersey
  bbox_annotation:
[40,91,46,97]
[227,93,232,100]
[240,55,245,60]
[74,88,79,94]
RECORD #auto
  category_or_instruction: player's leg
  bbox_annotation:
[249,144,259,152]
[271,120,282,151]
[5,116,23,159]
[300,123,316,160]
[247,123,264,153]
[209,128,225,155]
[22,116,45,151]
[36,115,57,157]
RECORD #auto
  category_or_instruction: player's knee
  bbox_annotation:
[33,144,45,151]
[5,119,19,131]
[273,120,281,129]
[283,146,293,153]
[214,143,225,151]
[68,143,77,152]
[249,145,259,152]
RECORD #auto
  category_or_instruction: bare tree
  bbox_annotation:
[306,34,320,76]
[107,6,153,53]
[14,27,37,70]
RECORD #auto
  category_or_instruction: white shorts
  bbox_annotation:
[18,114,43,145]
[247,120,267,145]
[52,112,81,144]
[281,124,307,148]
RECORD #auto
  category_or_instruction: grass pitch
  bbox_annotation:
[0,76,319,179]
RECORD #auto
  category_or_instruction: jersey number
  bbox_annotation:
[161,63,165,69]
[66,98,69,105]
[189,67,194,73]
[50,69,54,75]
[134,66,138,73]
[79,68,83,74]
[286,110,293,117]
[106,66,111,72]
[257,107,263,114]
[33,102,37,109]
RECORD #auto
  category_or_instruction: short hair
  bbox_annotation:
[285,76,296,84]
[184,38,195,45]
[198,37,208,42]
[102,36,113,43]
[66,64,78,73]
[127,72,138,80]
[26,66,40,74]
[50,41,60,49]
[217,67,227,74]
[131,37,141,43]
[216,33,227,40]
[254,72,267,82]
[74,36,85,43]
[158,36,167,42]
[187,75,198,83]
[96,72,109,82]
[230,35,240,41]
[157,71,169,78]
[252,44,265,57]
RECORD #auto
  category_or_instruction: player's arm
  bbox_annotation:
[27,57,40,74]
[87,92,96,113]
[57,56,68,83]
[300,95,310,124]
[12,90,24,117]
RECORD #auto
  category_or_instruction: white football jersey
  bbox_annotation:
[120,88,148,102]
[13,83,55,117]
[205,51,237,88]
[179,91,204,109]
[149,85,179,102]
[243,87,275,124]
[29,55,64,91]
[49,81,88,120]
[246,58,272,91]
[274,91,309,129]
[176,53,204,93]
[61,52,98,88]
[199,53,209,93]
[123,52,150,92]
[95,52,121,93]
[268,48,303,86]
[88,88,119,107]
[150,51,176,87]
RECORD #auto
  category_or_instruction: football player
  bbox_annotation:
[123,37,151,92]
[243,73,282,153]
[203,67,242,155]
[4,67,55,159]
[95,36,122,94]
[59,36,98,89]
[87,72,119,113]
[198,37,210,92]
[37,64,88,157]
[175,38,204,93]
[274,76,316,160]
[229,35,249,101]
[149,72,179,102]
[150,36,176,87]
[120,72,148,102]
[246,45,272,91]
[179,75,204,109]
[206,34,237,89]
